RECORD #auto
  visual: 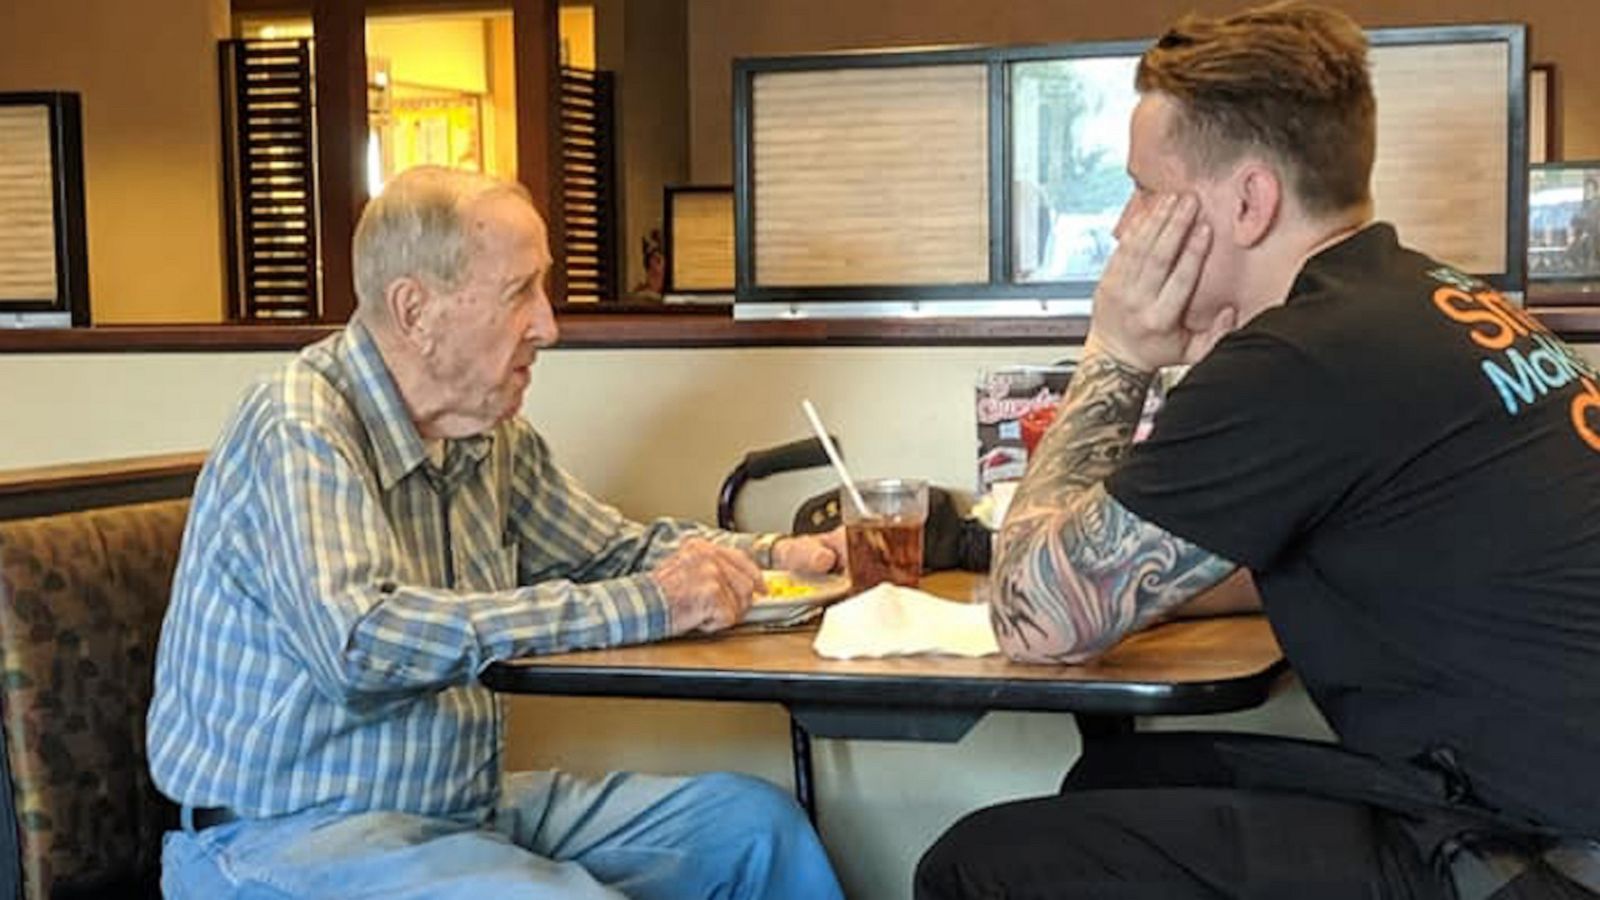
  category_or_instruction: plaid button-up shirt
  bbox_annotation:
[148,322,754,820]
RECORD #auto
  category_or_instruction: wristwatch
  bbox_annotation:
[751,533,782,569]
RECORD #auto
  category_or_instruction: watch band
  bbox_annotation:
[751,533,782,569]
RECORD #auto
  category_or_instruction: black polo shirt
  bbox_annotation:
[1109,223,1600,836]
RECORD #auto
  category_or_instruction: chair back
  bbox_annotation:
[0,499,189,899]
[717,436,837,531]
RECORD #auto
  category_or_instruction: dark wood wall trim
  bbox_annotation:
[0,324,341,353]
[7,304,1600,352]
[512,0,566,304]
[311,0,367,324]
[0,317,1088,351]
[0,452,205,521]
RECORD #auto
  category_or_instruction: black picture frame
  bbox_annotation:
[1368,25,1528,297]
[0,92,90,326]
[1528,161,1600,283]
[662,184,735,296]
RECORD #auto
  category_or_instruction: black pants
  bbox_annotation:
[915,732,1591,900]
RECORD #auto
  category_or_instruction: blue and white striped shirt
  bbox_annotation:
[148,322,754,821]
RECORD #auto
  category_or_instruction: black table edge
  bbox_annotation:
[481,658,1291,718]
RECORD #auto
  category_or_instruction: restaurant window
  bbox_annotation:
[1009,57,1137,286]
[732,26,1530,321]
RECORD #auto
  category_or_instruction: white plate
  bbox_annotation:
[743,570,853,625]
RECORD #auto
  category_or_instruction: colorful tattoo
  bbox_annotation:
[991,350,1236,663]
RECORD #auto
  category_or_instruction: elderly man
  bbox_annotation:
[919,3,1600,899]
[149,166,845,899]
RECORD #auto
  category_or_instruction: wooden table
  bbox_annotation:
[483,571,1286,821]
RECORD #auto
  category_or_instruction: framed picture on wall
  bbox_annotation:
[0,92,90,326]
[1528,162,1600,282]
[663,185,735,299]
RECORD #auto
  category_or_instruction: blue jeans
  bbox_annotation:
[161,770,843,899]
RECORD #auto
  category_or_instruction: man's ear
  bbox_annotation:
[1230,161,1282,248]
[383,276,434,356]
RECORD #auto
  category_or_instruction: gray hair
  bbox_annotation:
[351,166,535,312]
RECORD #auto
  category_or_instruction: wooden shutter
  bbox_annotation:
[559,67,618,302]
[220,39,321,321]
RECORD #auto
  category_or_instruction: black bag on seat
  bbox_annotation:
[791,487,990,572]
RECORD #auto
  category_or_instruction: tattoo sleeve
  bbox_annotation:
[991,349,1237,663]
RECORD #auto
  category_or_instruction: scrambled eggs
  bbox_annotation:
[762,571,816,599]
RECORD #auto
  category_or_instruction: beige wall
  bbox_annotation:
[688,0,1600,182]
[0,0,230,324]
[0,344,1073,507]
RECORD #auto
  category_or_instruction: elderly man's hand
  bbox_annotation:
[651,537,763,634]
[771,528,845,574]
[1088,193,1233,371]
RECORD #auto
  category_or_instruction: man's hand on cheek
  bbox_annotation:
[1089,193,1214,372]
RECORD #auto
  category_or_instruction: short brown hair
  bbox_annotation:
[1136,2,1375,217]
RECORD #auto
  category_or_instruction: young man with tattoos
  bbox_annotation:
[918,4,1600,898]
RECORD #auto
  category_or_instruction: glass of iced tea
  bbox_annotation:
[842,478,929,592]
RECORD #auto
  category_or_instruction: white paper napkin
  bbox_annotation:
[812,583,1000,659]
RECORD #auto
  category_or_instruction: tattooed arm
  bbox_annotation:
[990,192,1247,664]
[990,348,1240,663]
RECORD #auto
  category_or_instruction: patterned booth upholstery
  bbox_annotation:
[0,499,189,899]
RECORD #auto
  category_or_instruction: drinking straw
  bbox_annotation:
[800,399,870,518]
